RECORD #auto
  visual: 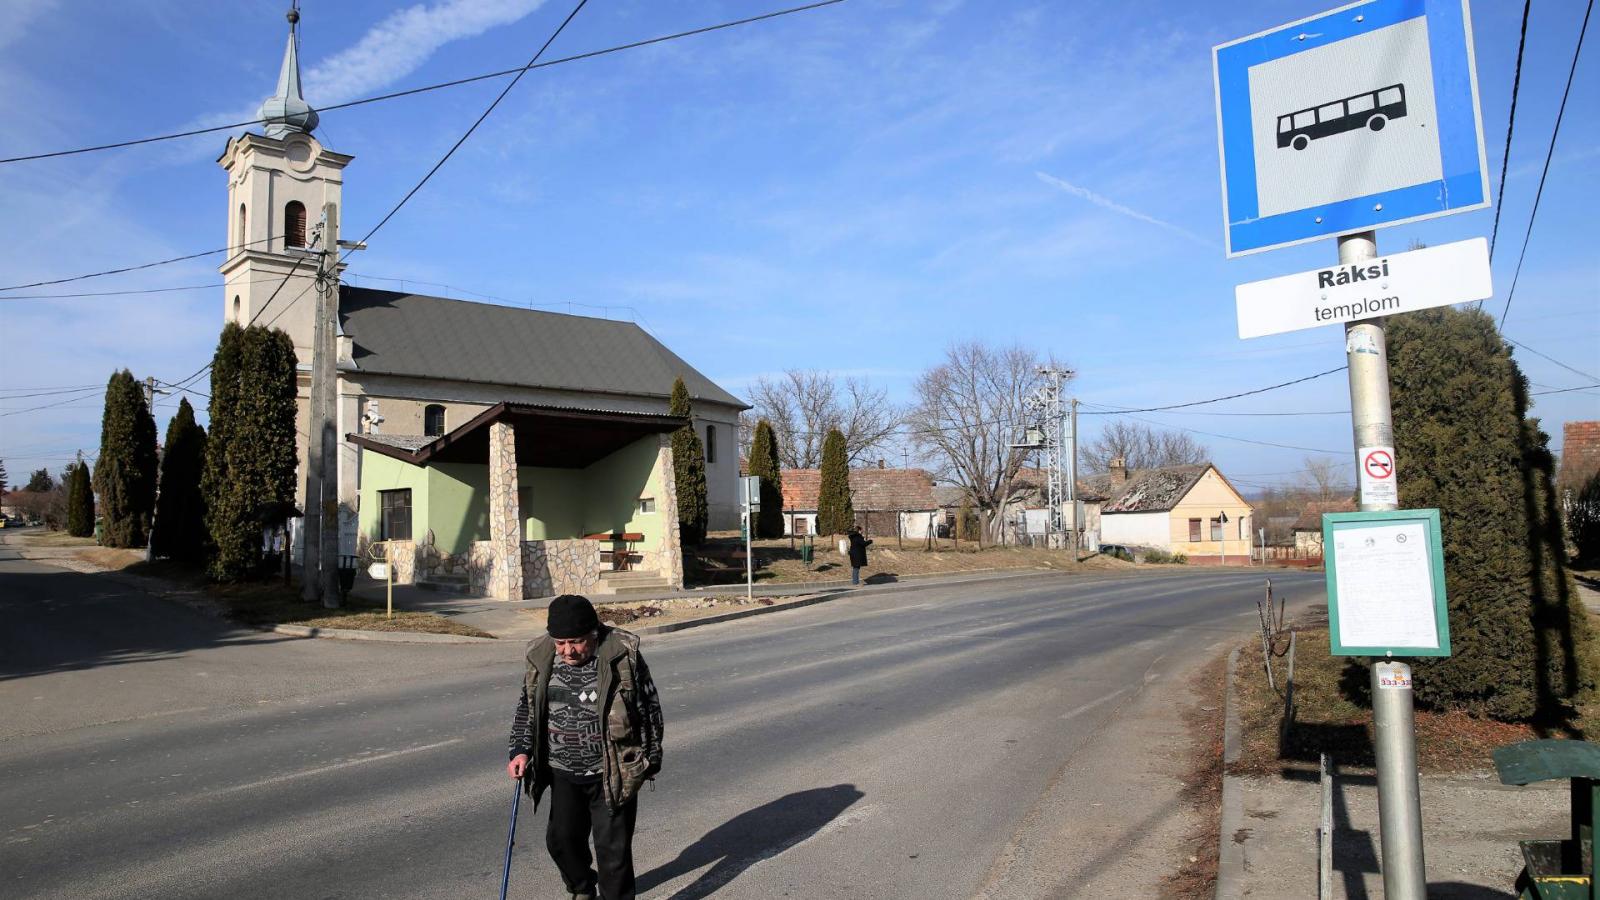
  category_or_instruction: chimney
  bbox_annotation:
[1109,457,1128,486]
[879,458,886,469]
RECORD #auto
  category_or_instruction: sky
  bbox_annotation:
[1,0,1595,496]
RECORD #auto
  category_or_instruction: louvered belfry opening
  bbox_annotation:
[284,200,307,248]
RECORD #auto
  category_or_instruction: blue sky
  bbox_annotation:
[1,0,1595,494]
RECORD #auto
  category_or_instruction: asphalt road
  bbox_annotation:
[0,545,1325,899]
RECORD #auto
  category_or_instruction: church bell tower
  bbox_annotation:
[218,4,352,361]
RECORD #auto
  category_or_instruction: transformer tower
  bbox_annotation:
[1021,367,1075,548]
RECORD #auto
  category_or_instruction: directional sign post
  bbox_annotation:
[1215,4,1491,897]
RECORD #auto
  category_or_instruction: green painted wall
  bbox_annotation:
[581,436,664,547]
[358,450,430,546]
[358,435,663,554]
[428,463,489,554]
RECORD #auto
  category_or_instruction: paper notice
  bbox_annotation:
[1333,521,1438,649]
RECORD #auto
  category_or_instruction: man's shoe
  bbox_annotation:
[569,893,595,900]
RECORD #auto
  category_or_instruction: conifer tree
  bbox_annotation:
[0,459,8,496]
[67,462,94,537]
[668,377,709,546]
[1572,471,1600,567]
[26,468,54,492]
[1389,306,1596,720]
[93,370,159,547]
[151,397,208,562]
[748,418,785,538]
[816,427,853,536]
[204,324,299,580]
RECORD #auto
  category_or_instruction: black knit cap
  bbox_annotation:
[546,594,600,639]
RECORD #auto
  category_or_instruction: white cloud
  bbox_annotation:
[304,0,549,106]
[0,0,58,50]
[1034,171,1213,248]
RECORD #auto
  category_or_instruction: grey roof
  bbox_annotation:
[1099,464,1211,514]
[358,433,435,452]
[339,287,746,409]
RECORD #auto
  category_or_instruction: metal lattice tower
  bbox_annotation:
[1022,367,1074,547]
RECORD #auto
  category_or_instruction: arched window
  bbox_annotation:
[233,295,241,322]
[705,424,717,464]
[237,203,247,252]
[424,404,446,437]
[284,201,307,248]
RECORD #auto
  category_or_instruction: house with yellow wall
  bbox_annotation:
[1092,459,1255,564]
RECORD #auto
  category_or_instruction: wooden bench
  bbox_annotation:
[584,532,645,571]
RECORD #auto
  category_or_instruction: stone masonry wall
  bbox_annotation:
[523,539,601,599]
[655,434,685,589]
[486,421,523,601]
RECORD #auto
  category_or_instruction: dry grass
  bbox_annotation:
[199,578,493,637]
[14,530,97,548]
[78,547,148,570]
[1233,614,1568,776]
[690,536,1106,586]
[1161,655,1228,899]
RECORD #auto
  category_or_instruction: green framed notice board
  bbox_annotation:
[1323,509,1451,657]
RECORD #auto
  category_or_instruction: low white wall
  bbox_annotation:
[1100,511,1171,549]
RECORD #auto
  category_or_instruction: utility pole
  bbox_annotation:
[1342,230,1425,899]
[301,206,342,606]
[1067,397,1079,555]
[142,376,167,563]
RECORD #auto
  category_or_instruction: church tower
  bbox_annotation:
[218,5,352,362]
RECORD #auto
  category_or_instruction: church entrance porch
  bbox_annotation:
[350,403,685,600]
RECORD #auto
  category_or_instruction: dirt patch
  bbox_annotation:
[690,536,1133,586]
[199,577,493,637]
[78,547,147,570]
[12,530,98,549]
[1160,654,1227,899]
[1233,615,1569,777]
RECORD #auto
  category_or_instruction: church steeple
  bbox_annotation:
[257,4,319,139]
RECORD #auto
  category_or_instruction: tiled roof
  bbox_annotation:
[358,433,436,452]
[779,468,938,511]
[339,287,746,409]
[1012,467,1112,503]
[933,485,969,508]
[1101,464,1211,513]
[1562,421,1600,486]
[1292,498,1358,531]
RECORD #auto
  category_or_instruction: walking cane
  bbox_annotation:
[499,779,522,900]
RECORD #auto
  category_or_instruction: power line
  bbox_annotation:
[1499,0,1592,329]
[1488,0,1532,262]
[0,0,848,167]
[0,235,283,293]
[1081,404,1346,455]
[1505,336,1600,385]
[0,275,291,301]
[0,385,101,399]
[1078,366,1347,415]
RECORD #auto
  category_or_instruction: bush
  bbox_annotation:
[151,397,208,562]
[748,419,785,539]
[1143,548,1187,564]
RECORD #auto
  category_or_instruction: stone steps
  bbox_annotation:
[416,573,472,594]
[596,570,672,595]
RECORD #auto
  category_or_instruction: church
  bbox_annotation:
[219,12,745,598]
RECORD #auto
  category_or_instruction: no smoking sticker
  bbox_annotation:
[1359,445,1398,506]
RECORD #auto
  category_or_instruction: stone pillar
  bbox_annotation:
[655,434,685,589]
[487,420,524,601]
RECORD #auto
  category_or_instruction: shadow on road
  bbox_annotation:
[0,564,283,682]
[636,784,864,898]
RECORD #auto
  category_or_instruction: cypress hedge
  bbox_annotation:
[67,462,94,537]
[669,377,709,546]
[93,370,159,547]
[1389,306,1596,721]
[204,323,300,581]
[816,428,853,536]
[749,419,785,538]
[151,397,208,562]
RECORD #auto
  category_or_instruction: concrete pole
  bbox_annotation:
[317,203,342,608]
[300,235,326,604]
[1342,230,1426,899]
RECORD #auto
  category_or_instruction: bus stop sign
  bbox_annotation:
[1213,0,1489,257]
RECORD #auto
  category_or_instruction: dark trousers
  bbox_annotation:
[547,773,637,900]
[851,566,861,584]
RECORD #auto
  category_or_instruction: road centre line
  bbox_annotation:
[210,738,465,796]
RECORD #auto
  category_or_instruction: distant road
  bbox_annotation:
[0,549,1323,899]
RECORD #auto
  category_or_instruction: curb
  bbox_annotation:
[268,623,498,643]
[1216,647,1244,900]
[682,565,1054,595]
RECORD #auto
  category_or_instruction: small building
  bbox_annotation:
[351,402,686,599]
[778,467,939,538]
[1291,498,1358,557]
[1091,459,1255,564]
[1005,468,1110,546]
[1561,421,1600,494]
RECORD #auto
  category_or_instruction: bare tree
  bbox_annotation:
[906,342,1063,540]
[745,370,901,469]
[1080,420,1209,473]
[1299,455,1350,505]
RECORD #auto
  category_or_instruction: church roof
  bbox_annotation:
[338,287,747,409]
[258,9,318,139]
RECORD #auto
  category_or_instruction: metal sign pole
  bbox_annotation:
[1341,230,1426,899]
[744,507,753,603]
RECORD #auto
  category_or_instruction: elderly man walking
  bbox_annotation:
[507,595,664,900]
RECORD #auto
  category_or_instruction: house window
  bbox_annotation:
[1209,518,1224,541]
[379,489,412,541]
[705,424,717,464]
[284,201,307,248]
[1188,518,1202,542]
[424,404,446,437]
[637,498,656,515]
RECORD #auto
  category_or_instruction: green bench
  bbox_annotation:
[1494,739,1600,900]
